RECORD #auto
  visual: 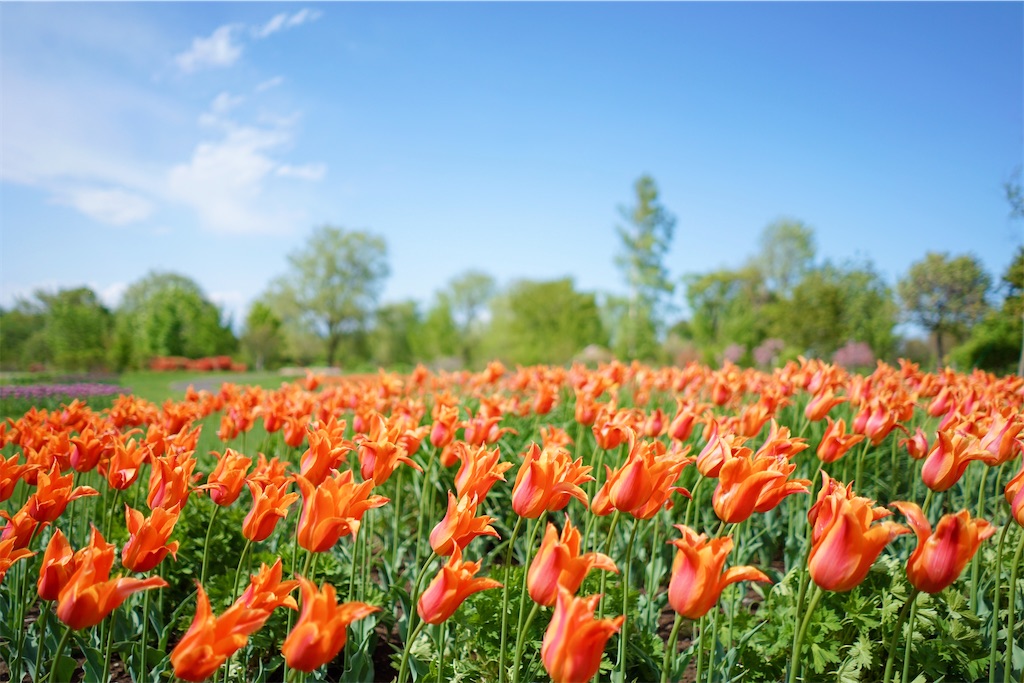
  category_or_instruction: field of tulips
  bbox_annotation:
[1,358,1023,683]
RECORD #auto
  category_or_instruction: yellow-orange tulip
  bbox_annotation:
[281,576,378,671]
[528,519,617,607]
[712,454,810,524]
[122,504,180,573]
[417,545,502,624]
[891,501,994,594]
[453,442,513,502]
[541,587,624,683]
[511,443,592,518]
[26,463,98,523]
[295,471,388,552]
[429,492,500,556]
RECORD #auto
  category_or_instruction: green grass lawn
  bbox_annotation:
[118,369,290,404]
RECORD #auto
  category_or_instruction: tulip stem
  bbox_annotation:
[616,516,641,683]
[660,612,684,683]
[200,502,220,588]
[969,465,991,612]
[901,589,922,683]
[1004,529,1024,683]
[787,584,824,683]
[498,515,525,683]
[437,621,449,683]
[882,586,920,683]
[511,519,544,681]
[511,602,541,683]
[396,556,437,683]
[33,600,50,683]
[102,609,117,683]
[853,439,870,490]
[921,488,934,516]
[598,512,622,619]
[47,623,72,683]
[695,615,706,683]
[989,522,1012,683]
[139,585,151,681]
[396,621,427,683]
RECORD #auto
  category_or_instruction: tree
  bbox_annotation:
[111,272,236,369]
[38,287,112,371]
[417,296,461,365]
[0,298,47,370]
[684,266,772,363]
[483,278,606,365]
[897,252,992,364]
[442,270,496,366]
[950,246,1024,374]
[614,175,676,359]
[754,219,816,296]
[268,226,389,367]
[241,301,283,371]
[370,300,422,368]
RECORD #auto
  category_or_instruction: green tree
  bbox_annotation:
[614,175,676,359]
[111,272,236,369]
[684,266,771,363]
[754,218,817,296]
[417,296,461,364]
[483,278,606,365]
[442,270,496,366]
[38,287,112,371]
[897,252,992,364]
[951,246,1024,374]
[241,301,283,371]
[268,226,389,367]
[0,298,47,370]
[370,300,422,368]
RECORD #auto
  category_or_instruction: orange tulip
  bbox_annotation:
[0,536,34,584]
[295,471,389,552]
[712,454,810,524]
[417,545,502,624]
[234,558,300,613]
[147,453,198,511]
[430,404,461,449]
[666,524,770,619]
[667,399,701,442]
[920,429,989,492]
[122,504,180,573]
[242,479,300,542]
[695,421,751,478]
[56,527,166,629]
[281,576,378,671]
[0,453,37,502]
[1,505,47,549]
[899,427,929,461]
[1004,458,1024,527]
[816,417,865,464]
[38,528,78,600]
[528,519,617,607]
[69,427,109,473]
[203,448,252,506]
[890,501,995,594]
[807,487,908,592]
[511,443,593,518]
[804,387,846,422]
[299,426,353,487]
[541,587,624,683]
[26,463,98,523]
[591,431,673,516]
[429,492,500,556]
[591,405,636,451]
[979,413,1024,465]
[102,438,147,491]
[453,443,513,502]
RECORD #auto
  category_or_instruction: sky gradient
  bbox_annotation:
[2,2,1022,328]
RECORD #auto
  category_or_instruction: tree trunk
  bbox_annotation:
[326,334,339,367]
[935,329,945,370]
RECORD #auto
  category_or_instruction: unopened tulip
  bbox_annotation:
[417,545,502,624]
[528,519,617,607]
[122,504,180,573]
[891,502,995,594]
[281,576,378,671]
[541,588,623,683]
[429,492,499,556]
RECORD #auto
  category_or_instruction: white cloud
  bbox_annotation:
[61,187,155,225]
[97,282,128,309]
[254,9,322,39]
[276,163,327,181]
[175,25,242,73]
[211,91,244,115]
[255,76,285,93]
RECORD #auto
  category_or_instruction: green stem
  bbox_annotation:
[645,512,664,628]
[695,615,706,683]
[854,439,870,491]
[33,601,50,683]
[102,609,117,683]
[1004,529,1024,683]
[902,590,921,683]
[200,502,221,588]
[414,446,438,566]
[922,488,934,516]
[139,586,151,680]
[396,621,427,683]
[48,623,73,683]
[970,465,990,612]
[498,515,525,683]
[616,517,642,683]
[788,585,825,683]
[990,522,1012,683]
[511,602,542,683]
[438,621,449,683]
[882,587,921,683]
[392,466,405,571]
[597,512,622,620]
[396,555,438,683]
[511,519,544,680]
[231,539,253,602]
[660,612,684,683]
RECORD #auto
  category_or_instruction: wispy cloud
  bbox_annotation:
[255,76,285,93]
[253,9,322,40]
[175,25,243,73]
[276,163,327,182]
[60,187,155,225]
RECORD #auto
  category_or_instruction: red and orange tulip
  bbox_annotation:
[541,587,624,683]
[512,443,593,518]
[0,536,34,584]
[429,492,500,556]
[294,471,389,552]
[122,504,181,573]
[203,448,252,507]
[816,418,866,464]
[712,453,810,524]
[1004,458,1024,527]
[26,463,98,523]
[242,479,300,543]
[417,545,502,624]
[453,442,513,502]
[38,528,78,600]
[528,518,617,607]
[920,428,989,492]
[890,501,995,594]
[281,576,378,671]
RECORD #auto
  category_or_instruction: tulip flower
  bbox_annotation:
[0,537,34,584]
[417,545,502,624]
[591,405,635,451]
[38,529,78,600]
[1003,457,1024,527]
[430,404,461,449]
[667,399,702,442]
[712,454,810,524]
[979,413,1023,465]
[666,524,770,619]
[815,418,866,464]
[695,421,751,478]
[541,588,624,683]
[295,471,389,552]
[808,489,909,592]
[0,453,37,503]
[102,438,147,491]
[429,492,500,556]
[203,448,252,506]
[281,576,378,671]
[591,432,683,516]
[1,505,46,549]
[920,429,989,492]
[299,426,353,487]
[512,443,593,518]
[899,427,930,461]
[56,528,167,630]
[805,387,847,422]
[242,479,300,543]
[528,519,618,607]
[122,504,181,573]
[69,427,109,473]
[890,502,995,594]
[26,463,98,523]
[357,414,423,485]
[235,558,300,615]
[453,443,513,502]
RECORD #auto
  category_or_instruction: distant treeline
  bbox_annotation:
[2,176,1021,375]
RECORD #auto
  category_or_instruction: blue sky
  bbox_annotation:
[2,2,1021,329]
